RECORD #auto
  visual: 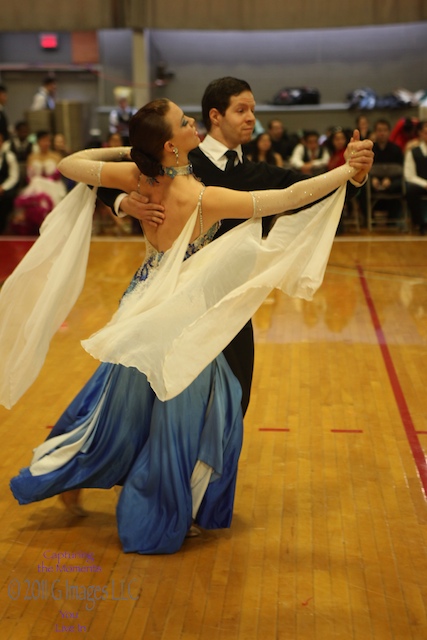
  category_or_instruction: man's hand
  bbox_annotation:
[120,191,165,228]
[345,129,374,183]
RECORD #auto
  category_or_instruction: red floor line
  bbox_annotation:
[258,428,290,432]
[331,429,363,433]
[356,263,427,500]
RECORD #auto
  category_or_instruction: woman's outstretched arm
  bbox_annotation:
[202,157,363,225]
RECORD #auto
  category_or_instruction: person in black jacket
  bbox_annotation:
[0,85,9,142]
[98,77,374,416]
[0,130,20,233]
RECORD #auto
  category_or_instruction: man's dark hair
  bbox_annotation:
[201,77,252,132]
[303,130,319,140]
[0,85,7,93]
[374,118,391,130]
[36,129,51,141]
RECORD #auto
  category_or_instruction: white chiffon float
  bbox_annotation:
[0,181,346,409]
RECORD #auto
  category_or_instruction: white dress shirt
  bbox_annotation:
[198,135,243,170]
[290,143,330,170]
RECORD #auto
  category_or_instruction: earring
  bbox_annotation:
[173,147,179,165]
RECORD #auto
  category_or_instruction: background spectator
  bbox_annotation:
[0,85,9,141]
[0,130,19,234]
[109,87,137,146]
[30,76,57,111]
[404,120,427,234]
[246,132,283,166]
[2,120,33,189]
[290,129,330,175]
[267,118,299,164]
[327,127,351,170]
[11,130,66,235]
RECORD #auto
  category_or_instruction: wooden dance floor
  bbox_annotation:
[1,233,427,639]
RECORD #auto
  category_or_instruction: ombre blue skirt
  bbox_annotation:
[10,354,243,554]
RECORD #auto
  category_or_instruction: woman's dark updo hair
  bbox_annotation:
[129,98,172,178]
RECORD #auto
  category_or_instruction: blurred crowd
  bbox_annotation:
[1,78,426,237]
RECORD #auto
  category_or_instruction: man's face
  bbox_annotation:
[0,91,7,106]
[375,123,390,145]
[268,120,284,141]
[17,124,29,141]
[420,124,427,145]
[305,135,319,153]
[212,91,256,148]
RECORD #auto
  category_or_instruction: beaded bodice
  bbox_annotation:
[122,219,220,299]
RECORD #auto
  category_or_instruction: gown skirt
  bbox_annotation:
[10,354,243,555]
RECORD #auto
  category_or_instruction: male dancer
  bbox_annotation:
[99,77,374,415]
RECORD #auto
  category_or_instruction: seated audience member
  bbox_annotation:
[355,114,371,141]
[2,120,33,188]
[0,130,19,234]
[327,127,351,170]
[52,133,71,159]
[105,132,124,148]
[404,120,427,234]
[267,118,299,163]
[390,117,420,152]
[405,120,423,153]
[11,130,66,235]
[367,119,404,223]
[0,85,10,142]
[326,127,353,234]
[246,132,283,167]
[290,130,330,175]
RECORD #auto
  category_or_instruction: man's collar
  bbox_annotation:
[199,134,243,163]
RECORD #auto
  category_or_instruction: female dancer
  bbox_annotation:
[8,99,366,554]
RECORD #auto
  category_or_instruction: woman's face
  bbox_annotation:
[166,101,200,158]
[38,134,51,152]
[257,134,272,153]
[54,134,66,150]
[332,131,347,150]
[357,116,369,130]
[108,133,123,147]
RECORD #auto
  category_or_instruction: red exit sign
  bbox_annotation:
[40,33,58,49]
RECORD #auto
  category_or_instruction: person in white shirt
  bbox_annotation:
[290,130,330,175]
[30,77,57,111]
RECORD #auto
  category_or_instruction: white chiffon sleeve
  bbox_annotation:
[0,184,97,409]
[250,161,356,217]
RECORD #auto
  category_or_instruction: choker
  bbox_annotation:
[161,163,194,179]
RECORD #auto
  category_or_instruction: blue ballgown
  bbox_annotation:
[10,224,244,555]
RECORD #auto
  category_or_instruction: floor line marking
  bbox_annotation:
[331,429,363,433]
[357,263,427,500]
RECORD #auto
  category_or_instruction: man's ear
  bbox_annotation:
[209,108,221,127]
